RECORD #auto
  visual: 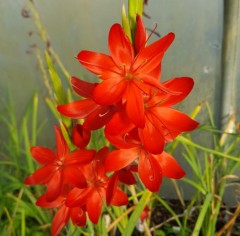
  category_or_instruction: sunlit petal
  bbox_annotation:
[154,152,185,179]
[133,32,175,73]
[134,14,147,53]
[78,51,119,78]
[125,82,145,128]
[71,77,96,98]
[109,24,134,69]
[93,78,127,105]
[57,99,99,119]
[104,147,139,172]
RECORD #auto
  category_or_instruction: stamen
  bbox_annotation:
[145,23,159,45]
[123,133,129,144]
[99,110,109,118]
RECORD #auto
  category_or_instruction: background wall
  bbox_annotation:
[0,0,239,202]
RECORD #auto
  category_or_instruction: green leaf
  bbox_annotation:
[192,193,213,236]
[122,4,132,43]
[123,190,152,236]
[177,136,240,162]
[45,51,67,105]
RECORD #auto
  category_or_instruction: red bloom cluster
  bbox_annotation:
[25,15,198,235]
[25,126,128,235]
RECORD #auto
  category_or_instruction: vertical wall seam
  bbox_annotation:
[220,0,240,131]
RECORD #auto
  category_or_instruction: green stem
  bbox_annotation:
[177,136,240,162]
[192,193,213,236]
[123,190,152,236]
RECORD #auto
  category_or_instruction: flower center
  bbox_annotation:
[56,159,64,168]
[125,72,133,80]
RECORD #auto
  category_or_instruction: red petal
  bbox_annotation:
[51,205,70,236]
[104,148,139,172]
[70,207,86,226]
[106,173,118,205]
[24,165,55,185]
[66,150,95,165]
[83,105,116,130]
[110,188,129,206]
[134,15,146,53]
[125,82,145,128]
[138,113,165,154]
[91,158,108,182]
[95,146,109,164]
[57,99,99,119]
[30,146,56,165]
[63,166,87,188]
[140,206,150,222]
[105,131,133,149]
[138,73,179,95]
[54,126,68,159]
[72,124,91,149]
[138,152,162,192]
[154,152,185,179]
[78,51,120,79]
[160,77,194,106]
[93,78,127,105]
[134,32,175,74]
[118,170,136,185]
[66,187,92,207]
[153,107,199,140]
[86,188,104,224]
[46,170,63,202]
[146,64,161,82]
[108,24,134,69]
[36,194,65,208]
[105,108,135,135]
[71,77,96,98]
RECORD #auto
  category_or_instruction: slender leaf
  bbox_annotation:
[123,190,152,236]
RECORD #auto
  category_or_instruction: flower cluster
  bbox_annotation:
[25,15,198,235]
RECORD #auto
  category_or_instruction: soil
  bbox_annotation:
[126,199,240,236]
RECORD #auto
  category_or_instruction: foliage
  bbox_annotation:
[0,94,52,235]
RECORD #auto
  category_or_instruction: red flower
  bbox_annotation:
[72,123,91,149]
[104,129,185,192]
[78,17,176,128]
[24,126,95,202]
[65,147,128,224]
[134,14,147,53]
[36,194,86,236]
[57,77,117,130]
[140,206,150,222]
[139,77,199,154]
[105,77,199,154]
[106,165,138,205]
